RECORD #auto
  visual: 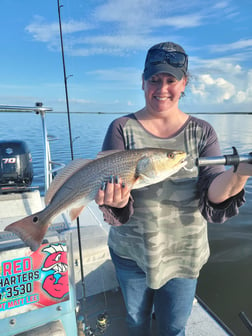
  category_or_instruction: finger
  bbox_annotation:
[104,176,116,204]
[95,185,106,205]
[113,177,124,204]
[113,178,131,207]
[121,181,130,199]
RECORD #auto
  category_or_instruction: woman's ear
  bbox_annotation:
[142,74,145,90]
[181,76,188,91]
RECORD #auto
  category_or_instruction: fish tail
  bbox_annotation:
[4,210,51,251]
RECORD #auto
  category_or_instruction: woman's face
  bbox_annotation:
[142,72,187,114]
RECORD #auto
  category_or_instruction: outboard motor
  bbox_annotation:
[0,140,33,192]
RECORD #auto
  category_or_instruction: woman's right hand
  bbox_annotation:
[95,176,131,208]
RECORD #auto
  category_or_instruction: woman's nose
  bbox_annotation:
[158,80,169,90]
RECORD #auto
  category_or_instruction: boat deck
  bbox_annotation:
[82,287,231,336]
[0,191,232,335]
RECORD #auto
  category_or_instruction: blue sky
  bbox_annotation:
[1,0,252,113]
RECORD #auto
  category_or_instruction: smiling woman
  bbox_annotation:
[94,41,252,336]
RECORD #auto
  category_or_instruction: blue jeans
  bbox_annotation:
[110,248,197,336]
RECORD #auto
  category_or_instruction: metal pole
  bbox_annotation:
[196,147,252,172]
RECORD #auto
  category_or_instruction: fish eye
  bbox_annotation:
[167,153,175,159]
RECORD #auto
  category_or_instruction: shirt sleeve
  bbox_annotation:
[197,123,245,223]
[99,116,135,226]
[102,118,127,151]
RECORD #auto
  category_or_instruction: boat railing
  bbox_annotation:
[0,103,71,232]
[0,102,65,193]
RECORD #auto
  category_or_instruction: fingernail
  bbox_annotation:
[109,175,114,183]
[115,175,119,184]
[122,182,125,188]
[101,182,106,191]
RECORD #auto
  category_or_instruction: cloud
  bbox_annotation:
[25,0,238,55]
[93,0,234,28]
[189,56,244,76]
[189,65,252,109]
[153,14,203,29]
[84,67,142,94]
[25,15,92,49]
[25,16,59,42]
[87,68,141,82]
[209,39,252,53]
[191,74,236,103]
[67,34,150,56]
[68,98,94,104]
[234,70,252,103]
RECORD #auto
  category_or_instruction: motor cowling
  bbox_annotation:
[0,140,33,190]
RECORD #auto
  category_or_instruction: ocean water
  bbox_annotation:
[0,111,252,335]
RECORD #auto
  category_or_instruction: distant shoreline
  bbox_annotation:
[1,111,252,115]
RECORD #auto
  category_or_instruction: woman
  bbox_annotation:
[95,42,251,336]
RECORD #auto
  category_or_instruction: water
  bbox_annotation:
[1,111,252,335]
[0,112,115,192]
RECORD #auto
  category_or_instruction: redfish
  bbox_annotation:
[5,148,187,251]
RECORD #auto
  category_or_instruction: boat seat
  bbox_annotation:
[0,190,42,229]
[15,320,66,336]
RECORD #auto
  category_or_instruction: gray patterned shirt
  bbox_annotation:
[100,114,245,289]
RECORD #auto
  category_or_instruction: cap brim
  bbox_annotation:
[143,64,184,81]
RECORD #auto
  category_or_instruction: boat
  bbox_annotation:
[0,103,235,335]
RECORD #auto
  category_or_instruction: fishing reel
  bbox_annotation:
[96,312,110,334]
[78,312,110,336]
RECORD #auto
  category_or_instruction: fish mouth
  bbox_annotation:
[181,154,197,172]
[179,155,188,168]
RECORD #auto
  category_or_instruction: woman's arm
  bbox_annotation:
[95,116,135,225]
[208,163,251,204]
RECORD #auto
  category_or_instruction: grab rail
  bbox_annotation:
[0,102,65,192]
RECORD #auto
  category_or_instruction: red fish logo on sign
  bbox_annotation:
[31,242,70,307]
[41,243,69,299]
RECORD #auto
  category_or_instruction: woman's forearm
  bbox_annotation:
[207,163,251,204]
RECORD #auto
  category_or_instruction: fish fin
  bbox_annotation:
[96,149,123,159]
[45,158,92,205]
[4,210,50,251]
[131,176,145,189]
[69,205,85,221]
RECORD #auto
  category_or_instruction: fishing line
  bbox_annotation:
[182,166,195,172]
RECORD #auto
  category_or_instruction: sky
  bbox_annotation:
[1,0,252,113]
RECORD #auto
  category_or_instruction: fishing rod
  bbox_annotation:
[57,0,74,160]
[57,3,110,335]
[56,0,89,331]
[196,147,252,171]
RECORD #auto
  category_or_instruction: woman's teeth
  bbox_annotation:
[156,96,167,101]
